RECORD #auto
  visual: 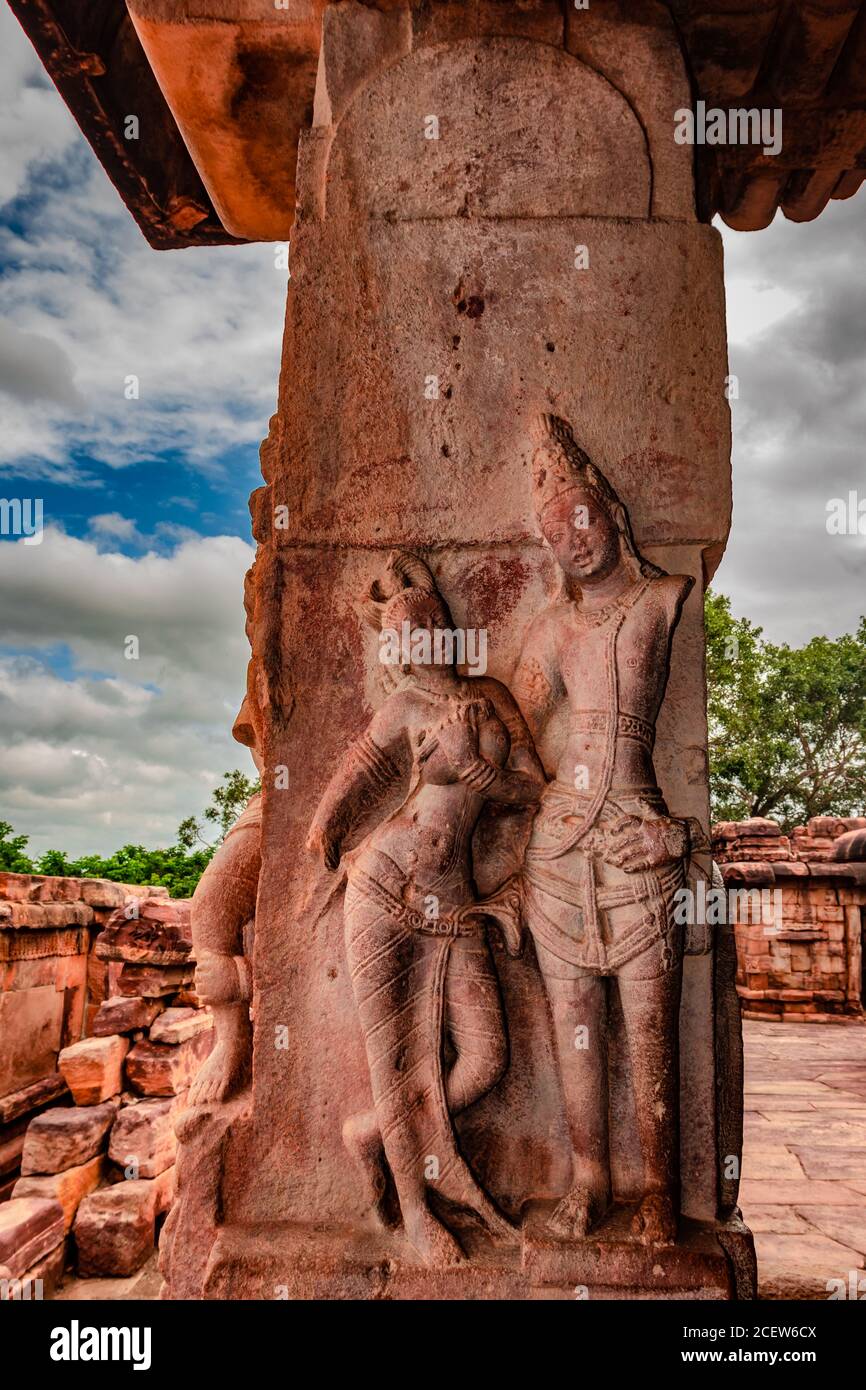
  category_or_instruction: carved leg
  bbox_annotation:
[536,952,611,1237]
[344,889,468,1266]
[188,827,259,1106]
[444,939,508,1111]
[617,947,683,1246]
[437,936,515,1242]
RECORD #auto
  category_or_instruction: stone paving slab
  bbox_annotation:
[741,1018,866,1299]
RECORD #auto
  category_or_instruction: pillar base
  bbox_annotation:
[200,1208,755,1301]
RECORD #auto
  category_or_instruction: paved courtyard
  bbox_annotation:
[741,1017,866,1299]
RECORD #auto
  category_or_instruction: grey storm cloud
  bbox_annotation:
[0,321,85,407]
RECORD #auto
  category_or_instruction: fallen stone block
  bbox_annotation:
[108,1097,181,1177]
[0,1074,69,1125]
[117,963,193,997]
[58,1036,129,1105]
[0,1239,65,1300]
[95,897,191,966]
[149,1006,213,1045]
[13,1155,105,1230]
[0,1197,65,1279]
[73,1168,174,1277]
[91,996,164,1036]
[79,880,128,909]
[125,1032,213,1096]
[21,1100,116,1175]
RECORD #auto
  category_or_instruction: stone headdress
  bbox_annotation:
[362,551,454,686]
[363,551,453,633]
[532,413,662,583]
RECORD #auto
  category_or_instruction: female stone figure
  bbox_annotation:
[512,414,697,1247]
[307,551,545,1267]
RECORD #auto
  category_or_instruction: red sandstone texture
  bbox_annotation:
[713,817,866,1022]
[0,880,210,1293]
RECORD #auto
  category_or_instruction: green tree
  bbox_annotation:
[0,821,35,873]
[177,769,260,849]
[706,590,866,830]
[1,769,259,897]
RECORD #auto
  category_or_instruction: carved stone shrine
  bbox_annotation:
[16,0,866,1301]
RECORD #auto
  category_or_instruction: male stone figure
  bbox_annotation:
[513,414,696,1246]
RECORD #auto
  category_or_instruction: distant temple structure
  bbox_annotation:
[714,817,866,1021]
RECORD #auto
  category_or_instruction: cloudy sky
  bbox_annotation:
[1,8,864,856]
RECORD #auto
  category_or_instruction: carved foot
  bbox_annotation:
[403,1201,465,1268]
[547,1184,610,1240]
[631,1191,677,1246]
[188,1038,248,1107]
[454,1188,516,1245]
[342,1112,392,1225]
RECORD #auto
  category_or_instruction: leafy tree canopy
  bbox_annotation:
[706,590,866,831]
[0,770,260,898]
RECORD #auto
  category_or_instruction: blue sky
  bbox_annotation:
[1,5,864,856]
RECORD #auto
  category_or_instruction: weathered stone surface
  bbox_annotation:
[58,1036,129,1105]
[95,897,192,965]
[0,1239,66,1300]
[125,1033,213,1097]
[0,1073,68,1125]
[149,1006,212,1045]
[13,1155,105,1231]
[73,1169,175,1277]
[0,984,65,1100]
[21,1101,116,1175]
[0,1197,64,1279]
[108,1097,180,1177]
[117,963,193,997]
[92,996,164,1036]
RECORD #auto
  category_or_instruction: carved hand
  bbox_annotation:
[605,815,688,872]
[196,952,244,1005]
[305,821,342,871]
[435,703,481,770]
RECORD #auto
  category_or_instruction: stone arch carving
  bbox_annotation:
[324,36,652,222]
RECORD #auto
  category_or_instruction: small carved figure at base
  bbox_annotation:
[631,1191,678,1247]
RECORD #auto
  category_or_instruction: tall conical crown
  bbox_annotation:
[531,413,612,516]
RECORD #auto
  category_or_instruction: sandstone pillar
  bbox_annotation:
[161,0,755,1300]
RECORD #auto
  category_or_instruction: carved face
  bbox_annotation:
[540,487,622,584]
[382,592,454,671]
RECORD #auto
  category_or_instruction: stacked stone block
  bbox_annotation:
[712,818,866,1022]
[0,879,211,1296]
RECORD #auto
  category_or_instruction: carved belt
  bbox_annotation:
[349,867,485,938]
[569,709,655,751]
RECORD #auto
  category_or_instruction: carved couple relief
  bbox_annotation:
[302,414,701,1262]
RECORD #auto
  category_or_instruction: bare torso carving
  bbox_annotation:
[513,414,696,1247]
[307,552,544,1267]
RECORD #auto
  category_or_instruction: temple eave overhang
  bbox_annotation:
[7,0,866,247]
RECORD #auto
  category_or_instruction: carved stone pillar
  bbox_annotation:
[161,0,755,1300]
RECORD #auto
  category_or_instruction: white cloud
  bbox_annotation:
[0,8,80,206]
[89,512,140,541]
[717,201,866,645]
[0,10,286,484]
[0,530,257,856]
